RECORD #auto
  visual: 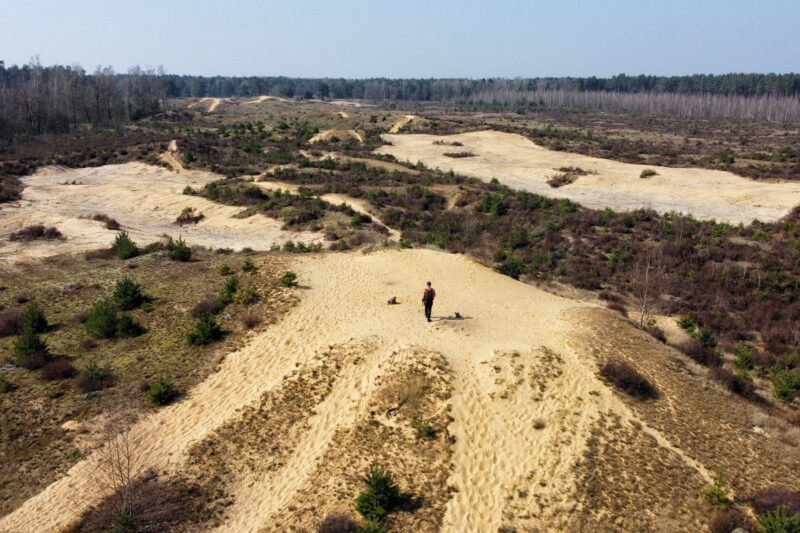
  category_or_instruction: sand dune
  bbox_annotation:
[187,97,222,112]
[1,248,796,531]
[0,163,322,263]
[377,130,800,224]
[243,95,292,104]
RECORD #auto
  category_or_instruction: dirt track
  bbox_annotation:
[377,130,800,223]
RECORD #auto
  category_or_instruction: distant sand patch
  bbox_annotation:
[377,130,800,224]
[309,129,363,144]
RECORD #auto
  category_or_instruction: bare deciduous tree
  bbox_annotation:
[632,246,664,329]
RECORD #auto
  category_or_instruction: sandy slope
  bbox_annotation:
[377,130,800,223]
[187,97,222,112]
[3,249,791,531]
[0,164,322,263]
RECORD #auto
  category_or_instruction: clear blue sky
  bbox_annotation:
[3,0,799,78]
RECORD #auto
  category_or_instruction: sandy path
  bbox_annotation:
[389,114,418,133]
[377,130,800,224]
[187,97,222,112]
[0,164,322,263]
[309,129,363,144]
[243,95,291,104]
[1,249,724,532]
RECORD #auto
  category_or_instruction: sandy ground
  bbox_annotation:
[0,164,323,264]
[243,95,292,105]
[377,130,800,223]
[308,129,363,144]
[2,247,719,532]
[389,114,419,133]
[187,98,222,112]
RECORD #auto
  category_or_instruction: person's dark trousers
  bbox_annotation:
[425,303,433,321]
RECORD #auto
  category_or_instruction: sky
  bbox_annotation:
[2,0,799,78]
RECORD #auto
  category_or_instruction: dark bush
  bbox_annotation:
[85,299,118,339]
[496,256,525,280]
[773,368,800,403]
[13,326,50,369]
[355,465,399,522]
[21,302,48,333]
[753,485,800,516]
[115,314,144,337]
[92,214,120,230]
[757,506,800,532]
[0,309,21,337]
[192,299,221,318]
[147,375,178,405]
[645,324,666,343]
[217,276,239,306]
[113,231,139,260]
[606,302,627,315]
[167,237,192,262]
[316,514,357,533]
[709,367,756,399]
[0,375,13,393]
[699,327,718,348]
[186,313,222,345]
[678,339,722,367]
[241,258,257,273]
[242,312,261,329]
[40,359,77,380]
[599,360,658,400]
[708,509,744,533]
[175,207,204,225]
[9,225,63,241]
[75,361,111,393]
[113,277,144,310]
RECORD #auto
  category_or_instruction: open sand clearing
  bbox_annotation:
[187,97,222,112]
[4,248,788,531]
[309,129,363,144]
[0,163,322,263]
[244,95,292,104]
[389,114,419,133]
[377,130,800,223]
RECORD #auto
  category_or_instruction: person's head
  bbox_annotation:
[427,281,431,287]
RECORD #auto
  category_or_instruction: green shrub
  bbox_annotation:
[497,256,525,280]
[167,236,192,262]
[356,519,386,533]
[773,368,800,403]
[233,285,257,305]
[399,238,413,249]
[702,472,730,510]
[640,168,658,178]
[280,271,298,287]
[217,276,240,306]
[733,343,755,372]
[186,313,222,345]
[411,418,435,439]
[219,264,231,275]
[757,505,800,533]
[355,465,399,522]
[147,375,178,405]
[113,277,144,310]
[21,302,48,333]
[0,375,13,393]
[13,326,50,369]
[115,314,143,337]
[113,231,139,260]
[85,299,118,339]
[241,258,257,273]
[698,327,718,348]
[677,315,695,333]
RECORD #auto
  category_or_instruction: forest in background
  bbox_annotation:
[2,59,800,137]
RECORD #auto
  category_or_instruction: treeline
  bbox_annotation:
[0,59,166,137]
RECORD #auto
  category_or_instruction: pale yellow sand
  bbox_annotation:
[389,114,419,133]
[187,97,222,112]
[0,248,685,532]
[308,129,363,144]
[0,163,322,263]
[377,130,800,224]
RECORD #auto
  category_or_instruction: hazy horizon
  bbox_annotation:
[3,0,800,78]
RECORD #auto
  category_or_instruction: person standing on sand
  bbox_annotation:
[422,281,436,322]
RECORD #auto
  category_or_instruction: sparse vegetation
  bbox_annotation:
[175,207,204,225]
[411,417,435,439]
[167,236,192,262]
[113,231,139,260]
[355,465,399,525]
[147,375,178,405]
[9,225,63,242]
[241,258,257,273]
[280,271,298,287]
[640,168,658,178]
[186,313,222,345]
[702,472,731,510]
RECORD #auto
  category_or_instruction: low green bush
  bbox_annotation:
[85,299,118,339]
[115,314,143,337]
[13,326,50,369]
[640,168,658,178]
[772,368,800,403]
[186,313,222,345]
[233,285,257,305]
[20,302,48,333]
[113,231,139,260]
[112,277,144,310]
[280,271,298,287]
[355,465,399,523]
[702,472,730,510]
[217,276,240,306]
[147,375,178,405]
[757,505,800,533]
[219,264,231,275]
[241,258,257,273]
[0,375,13,393]
[399,238,413,249]
[167,236,192,262]
[411,418,435,439]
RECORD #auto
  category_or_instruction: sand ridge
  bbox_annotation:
[389,114,419,133]
[309,129,363,144]
[377,130,800,223]
[187,97,223,112]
